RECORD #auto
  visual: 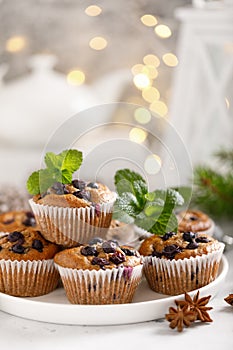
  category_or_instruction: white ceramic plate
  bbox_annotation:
[0,255,228,326]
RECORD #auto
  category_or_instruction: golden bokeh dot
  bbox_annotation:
[143,65,158,79]
[67,70,86,86]
[133,73,151,90]
[154,24,172,39]
[131,64,145,75]
[142,87,160,103]
[129,128,147,144]
[162,53,178,67]
[140,15,158,27]
[89,36,108,50]
[150,100,168,117]
[5,36,26,53]
[134,108,151,124]
[143,54,160,68]
[85,5,102,16]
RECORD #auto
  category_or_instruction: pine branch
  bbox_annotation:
[214,148,233,170]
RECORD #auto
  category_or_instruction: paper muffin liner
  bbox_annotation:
[142,242,225,296]
[29,197,116,247]
[0,258,59,297]
[55,264,143,304]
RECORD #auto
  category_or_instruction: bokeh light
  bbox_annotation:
[150,100,168,117]
[154,24,172,38]
[5,36,26,53]
[67,70,86,85]
[144,154,162,175]
[162,53,178,67]
[143,54,160,68]
[85,5,102,16]
[129,127,147,143]
[134,107,151,124]
[140,15,157,27]
[89,36,108,50]
[133,73,151,89]
[142,87,160,103]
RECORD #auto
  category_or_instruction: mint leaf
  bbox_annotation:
[115,192,141,218]
[60,149,83,173]
[27,171,40,195]
[26,149,83,195]
[150,212,178,234]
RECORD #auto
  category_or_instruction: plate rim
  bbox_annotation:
[0,255,229,325]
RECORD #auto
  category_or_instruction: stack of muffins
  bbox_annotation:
[0,149,225,304]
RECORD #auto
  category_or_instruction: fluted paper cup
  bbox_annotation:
[0,258,59,297]
[29,197,116,247]
[55,264,143,304]
[142,242,225,295]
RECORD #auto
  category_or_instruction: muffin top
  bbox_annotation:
[0,210,38,233]
[177,210,212,232]
[139,231,222,260]
[0,228,59,261]
[54,238,142,270]
[34,180,115,208]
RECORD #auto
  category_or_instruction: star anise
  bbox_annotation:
[224,294,233,306]
[165,305,197,332]
[175,291,213,322]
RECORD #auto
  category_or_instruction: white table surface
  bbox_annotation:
[0,248,232,350]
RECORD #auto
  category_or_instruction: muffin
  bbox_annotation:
[54,238,143,304]
[0,210,38,233]
[139,231,224,295]
[106,219,135,245]
[29,180,116,247]
[177,210,215,236]
[0,228,60,296]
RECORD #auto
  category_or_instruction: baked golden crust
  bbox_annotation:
[0,228,59,261]
[0,210,38,232]
[177,210,212,232]
[54,242,142,270]
[34,182,115,208]
[139,231,221,260]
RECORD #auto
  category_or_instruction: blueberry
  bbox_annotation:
[162,245,182,259]
[32,239,44,252]
[161,232,176,241]
[8,231,24,243]
[73,191,91,202]
[190,216,198,221]
[110,251,126,264]
[81,246,98,256]
[91,257,109,269]
[12,244,25,254]
[87,182,99,189]
[88,237,104,245]
[182,231,196,242]
[121,247,135,256]
[0,246,2,251]
[51,182,66,195]
[152,250,162,258]
[102,241,117,253]
[195,236,210,243]
[23,212,36,227]
[186,241,199,249]
[72,179,86,190]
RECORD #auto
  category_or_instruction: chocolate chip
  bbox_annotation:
[8,231,24,243]
[161,232,176,241]
[23,212,36,227]
[190,216,198,221]
[32,239,44,252]
[110,251,126,264]
[182,231,196,242]
[81,246,98,256]
[0,246,2,251]
[12,244,25,254]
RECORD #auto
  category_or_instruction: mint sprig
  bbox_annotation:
[114,169,184,235]
[26,149,83,195]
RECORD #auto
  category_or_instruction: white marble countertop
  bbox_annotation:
[0,248,232,350]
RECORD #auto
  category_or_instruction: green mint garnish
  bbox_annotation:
[26,149,83,195]
[113,169,184,235]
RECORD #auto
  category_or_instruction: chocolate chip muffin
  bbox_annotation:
[0,228,60,296]
[139,231,224,295]
[54,238,143,304]
[0,210,38,233]
[29,180,116,247]
[177,210,215,236]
